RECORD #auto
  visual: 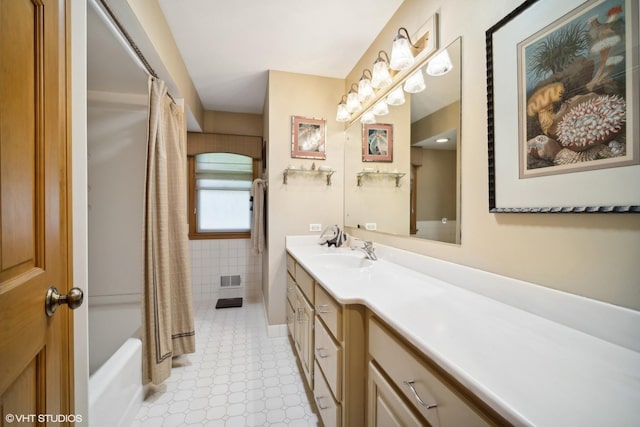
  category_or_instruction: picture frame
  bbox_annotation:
[291,116,326,159]
[362,123,393,162]
[486,0,640,212]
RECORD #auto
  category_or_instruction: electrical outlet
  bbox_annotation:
[309,223,322,232]
[365,223,377,231]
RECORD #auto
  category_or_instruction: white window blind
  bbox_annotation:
[195,153,253,233]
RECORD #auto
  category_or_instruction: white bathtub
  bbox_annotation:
[89,338,143,427]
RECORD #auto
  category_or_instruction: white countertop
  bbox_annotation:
[286,237,640,426]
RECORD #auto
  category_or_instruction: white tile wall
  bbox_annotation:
[190,239,262,302]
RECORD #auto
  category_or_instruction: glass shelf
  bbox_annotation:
[283,168,335,185]
[356,171,405,187]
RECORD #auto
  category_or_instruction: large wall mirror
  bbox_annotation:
[344,37,462,244]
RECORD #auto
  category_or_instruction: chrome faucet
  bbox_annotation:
[351,240,377,260]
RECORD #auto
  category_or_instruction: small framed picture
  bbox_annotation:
[291,116,326,159]
[362,123,393,162]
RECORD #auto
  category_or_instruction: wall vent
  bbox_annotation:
[220,275,241,288]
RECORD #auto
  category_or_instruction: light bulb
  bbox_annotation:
[390,36,414,71]
[386,86,405,106]
[426,50,453,76]
[358,77,375,103]
[371,60,392,89]
[360,111,376,124]
[336,103,350,122]
[371,100,389,116]
[404,69,426,93]
[346,91,362,113]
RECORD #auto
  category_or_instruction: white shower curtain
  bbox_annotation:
[142,76,195,385]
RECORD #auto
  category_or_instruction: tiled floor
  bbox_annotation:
[132,298,319,426]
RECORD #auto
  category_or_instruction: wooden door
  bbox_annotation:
[0,0,73,424]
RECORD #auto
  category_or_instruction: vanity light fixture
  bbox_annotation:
[371,51,392,89]
[346,83,362,114]
[403,68,426,93]
[390,27,417,71]
[436,138,449,143]
[357,69,375,103]
[336,96,350,122]
[371,99,389,116]
[360,110,376,124]
[386,85,405,106]
[426,49,453,76]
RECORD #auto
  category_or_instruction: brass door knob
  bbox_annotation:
[45,286,84,317]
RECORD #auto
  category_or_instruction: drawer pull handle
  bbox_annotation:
[315,396,330,410]
[403,380,437,410]
[315,347,329,358]
[316,304,330,314]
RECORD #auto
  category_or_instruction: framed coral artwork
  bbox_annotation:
[291,116,326,159]
[486,0,639,212]
[362,123,393,162]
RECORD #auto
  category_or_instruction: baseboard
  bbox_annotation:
[267,323,288,338]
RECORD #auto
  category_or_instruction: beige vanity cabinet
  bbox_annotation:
[367,316,509,427]
[314,283,367,427]
[286,254,315,387]
[287,251,368,427]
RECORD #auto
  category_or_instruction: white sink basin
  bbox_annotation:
[311,252,374,269]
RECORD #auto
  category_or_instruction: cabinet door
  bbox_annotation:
[300,290,315,385]
[368,362,425,427]
[295,287,314,386]
[286,298,295,337]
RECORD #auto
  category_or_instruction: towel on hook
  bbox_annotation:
[250,178,266,254]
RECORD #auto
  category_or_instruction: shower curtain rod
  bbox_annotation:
[95,0,176,103]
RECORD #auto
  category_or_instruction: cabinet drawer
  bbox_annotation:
[286,273,296,307]
[369,318,492,427]
[295,264,314,303]
[314,317,342,401]
[368,361,424,427]
[315,284,343,341]
[286,253,295,276]
[314,362,342,427]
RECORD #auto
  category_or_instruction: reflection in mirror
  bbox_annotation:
[344,37,462,244]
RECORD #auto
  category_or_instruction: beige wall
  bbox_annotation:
[412,101,459,221]
[345,0,640,311]
[126,0,204,129]
[203,110,263,136]
[344,101,411,234]
[412,101,459,144]
[417,149,456,221]
[265,70,345,325]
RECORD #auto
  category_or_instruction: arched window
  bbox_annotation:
[188,152,258,239]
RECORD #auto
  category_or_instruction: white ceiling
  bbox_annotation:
[87,0,458,135]
[156,0,404,114]
[87,3,148,96]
